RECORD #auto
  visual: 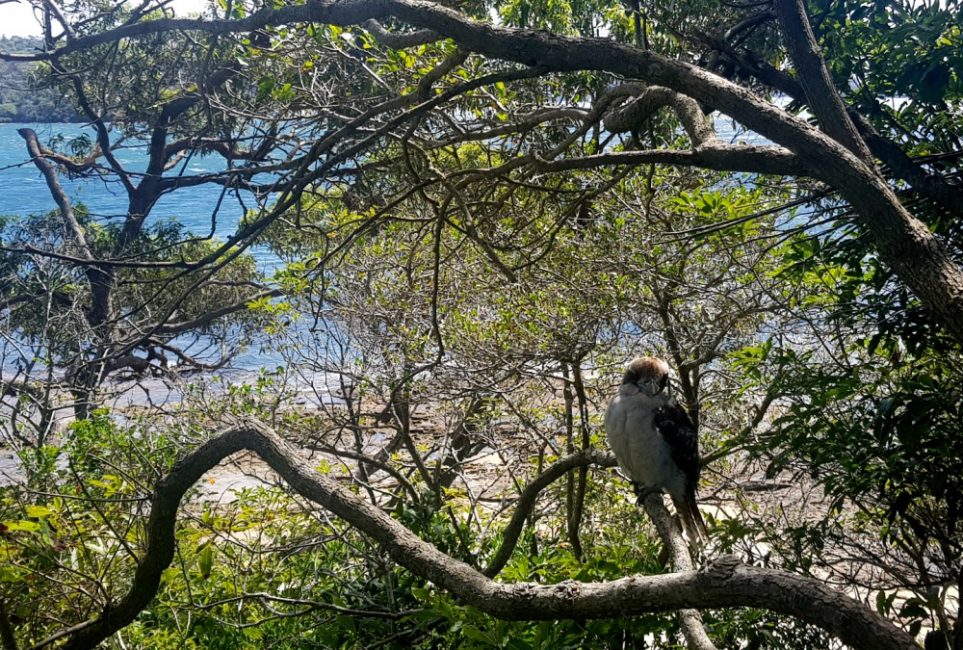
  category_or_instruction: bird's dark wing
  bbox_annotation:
[653,402,700,488]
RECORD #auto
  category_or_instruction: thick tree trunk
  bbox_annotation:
[834,170,963,343]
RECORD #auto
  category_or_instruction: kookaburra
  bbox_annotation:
[605,356,708,544]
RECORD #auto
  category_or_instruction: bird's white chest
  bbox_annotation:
[604,391,681,493]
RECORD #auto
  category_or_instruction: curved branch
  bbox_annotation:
[363,18,438,48]
[41,0,76,40]
[429,107,590,147]
[483,449,617,577]
[19,143,103,176]
[152,288,282,335]
[19,127,114,326]
[0,1,871,165]
[55,421,917,650]
[14,0,963,339]
[305,441,421,502]
[163,137,270,163]
[666,29,962,213]
[603,85,716,146]
[18,129,92,261]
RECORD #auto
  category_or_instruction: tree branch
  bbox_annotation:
[363,18,438,48]
[19,127,114,326]
[533,144,806,177]
[163,137,270,163]
[483,449,617,577]
[642,493,717,650]
[54,421,918,650]
[718,49,962,213]
[603,85,716,146]
[152,289,282,335]
[18,128,94,262]
[772,0,873,162]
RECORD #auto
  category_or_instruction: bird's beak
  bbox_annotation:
[637,379,656,396]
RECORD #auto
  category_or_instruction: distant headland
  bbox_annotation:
[0,36,84,123]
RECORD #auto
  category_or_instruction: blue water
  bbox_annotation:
[0,123,286,372]
[0,122,278,270]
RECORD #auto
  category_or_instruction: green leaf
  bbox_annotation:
[198,543,214,579]
[25,505,54,518]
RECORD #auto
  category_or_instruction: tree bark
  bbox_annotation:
[772,0,873,162]
[54,421,918,650]
[643,494,717,650]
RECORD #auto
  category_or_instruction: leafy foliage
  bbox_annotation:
[0,209,266,373]
[1,0,962,646]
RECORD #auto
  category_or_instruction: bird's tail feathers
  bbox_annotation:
[674,492,709,547]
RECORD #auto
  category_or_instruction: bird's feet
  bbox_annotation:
[632,482,662,505]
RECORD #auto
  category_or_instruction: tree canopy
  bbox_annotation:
[0,0,960,648]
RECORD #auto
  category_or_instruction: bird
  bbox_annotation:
[605,356,708,546]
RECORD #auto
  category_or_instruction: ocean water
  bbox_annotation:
[0,123,273,259]
[0,124,333,483]
[0,123,287,372]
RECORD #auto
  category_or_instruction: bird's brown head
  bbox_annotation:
[622,356,670,396]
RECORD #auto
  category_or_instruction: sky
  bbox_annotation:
[0,1,201,38]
